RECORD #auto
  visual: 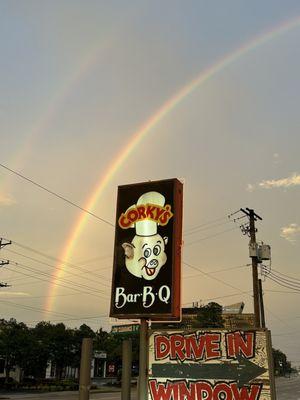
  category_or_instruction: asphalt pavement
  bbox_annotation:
[276,374,300,400]
[1,376,300,399]
[0,389,136,400]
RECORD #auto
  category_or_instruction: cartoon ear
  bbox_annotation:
[122,243,134,259]
[163,236,168,245]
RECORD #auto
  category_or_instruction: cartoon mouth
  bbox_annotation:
[145,265,156,276]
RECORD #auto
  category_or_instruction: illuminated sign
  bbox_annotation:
[110,179,183,319]
[148,329,275,400]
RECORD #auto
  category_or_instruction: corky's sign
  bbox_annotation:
[148,329,275,400]
[110,179,183,319]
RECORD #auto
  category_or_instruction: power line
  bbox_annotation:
[183,260,293,330]
[7,259,109,296]
[6,261,109,300]
[0,298,77,318]
[269,267,300,283]
[183,260,249,293]
[184,216,228,234]
[0,163,114,227]
[183,264,249,280]
[3,238,112,281]
[185,226,239,247]
[184,220,233,237]
[6,248,111,288]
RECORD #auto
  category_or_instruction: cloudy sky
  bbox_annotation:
[0,1,300,365]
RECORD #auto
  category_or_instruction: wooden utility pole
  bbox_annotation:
[240,208,262,328]
[121,339,132,400]
[138,319,148,400]
[79,338,93,400]
[259,279,266,328]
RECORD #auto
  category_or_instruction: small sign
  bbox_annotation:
[148,329,275,400]
[94,351,107,359]
[110,179,183,319]
[111,324,140,334]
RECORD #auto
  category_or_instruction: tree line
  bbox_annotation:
[0,304,293,384]
[0,318,138,383]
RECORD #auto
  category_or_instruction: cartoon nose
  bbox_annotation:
[149,259,158,268]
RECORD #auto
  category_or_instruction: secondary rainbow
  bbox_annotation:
[45,16,300,313]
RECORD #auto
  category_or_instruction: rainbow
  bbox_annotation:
[1,39,112,200]
[45,16,300,314]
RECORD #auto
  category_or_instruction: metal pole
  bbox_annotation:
[138,319,148,400]
[79,338,93,400]
[121,339,132,400]
[248,209,261,328]
[259,279,266,328]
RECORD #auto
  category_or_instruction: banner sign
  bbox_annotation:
[148,329,275,400]
[110,179,183,319]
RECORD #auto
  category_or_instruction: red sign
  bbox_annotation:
[148,329,275,400]
[110,179,183,319]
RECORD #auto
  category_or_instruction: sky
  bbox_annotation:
[0,0,300,365]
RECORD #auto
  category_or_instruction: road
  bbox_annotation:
[2,376,300,399]
[0,390,136,400]
[276,375,300,400]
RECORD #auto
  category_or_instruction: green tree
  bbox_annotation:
[191,302,224,328]
[273,348,290,376]
[71,324,96,369]
[0,319,30,382]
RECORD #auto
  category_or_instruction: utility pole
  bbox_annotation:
[79,338,93,400]
[0,238,11,288]
[240,208,262,328]
[258,279,266,328]
[121,339,132,400]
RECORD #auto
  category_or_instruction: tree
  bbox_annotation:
[273,348,290,376]
[71,324,96,369]
[0,319,30,382]
[191,302,224,328]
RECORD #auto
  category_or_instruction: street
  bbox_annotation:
[0,390,136,400]
[1,376,300,399]
[276,375,300,400]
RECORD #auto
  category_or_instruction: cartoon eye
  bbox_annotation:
[144,248,152,258]
[153,245,161,256]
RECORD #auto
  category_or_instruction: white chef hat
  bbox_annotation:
[135,191,165,236]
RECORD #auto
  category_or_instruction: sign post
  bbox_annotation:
[138,319,148,400]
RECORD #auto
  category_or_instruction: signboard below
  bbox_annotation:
[111,324,140,334]
[148,329,275,400]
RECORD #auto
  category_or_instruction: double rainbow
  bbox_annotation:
[45,16,300,313]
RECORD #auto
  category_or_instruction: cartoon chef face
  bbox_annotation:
[122,233,168,280]
[120,191,171,280]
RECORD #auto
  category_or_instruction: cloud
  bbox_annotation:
[0,292,29,297]
[259,173,300,189]
[0,193,16,206]
[246,183,255,192]
[280,223,300,243]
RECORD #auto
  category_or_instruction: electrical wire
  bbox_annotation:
[0,162,114,227]
[6,262,110,300]
[6,248,111,288]
[183,264,249,280]
[3,238,112,281]
[184,226,240,247]
[7,260,108,295]
[0,298,77,318]
[184,216,228,234]
[183,260,249,293]
[269,267,300,283]
[184,220,233,237]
